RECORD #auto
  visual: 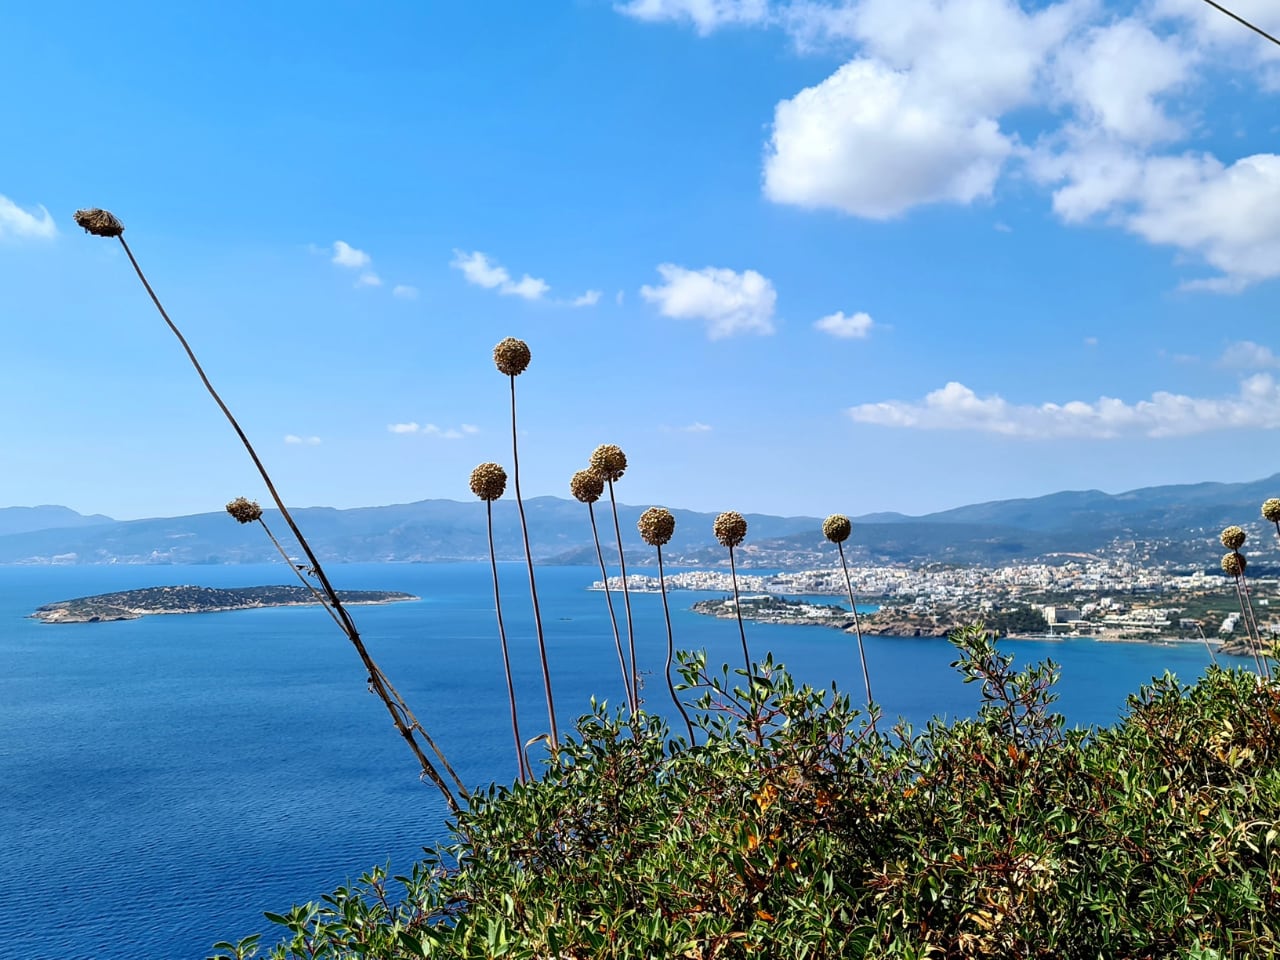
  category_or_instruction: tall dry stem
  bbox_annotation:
[714,511,752,679]
[591,445,637,707]
[495,339,559,749]
[571,470,633,712]
[639,507,693,741]
[824,514,875,726]
[77,208,463,814]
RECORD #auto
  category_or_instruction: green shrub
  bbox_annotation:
[212,628,1279,960]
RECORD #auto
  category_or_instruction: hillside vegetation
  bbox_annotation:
[213,627,1279,960]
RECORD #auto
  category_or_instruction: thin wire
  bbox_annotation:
[1199,0,1280,49]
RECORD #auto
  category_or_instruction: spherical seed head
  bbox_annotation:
[589,444,627,482]
[823,514,852,544]
[714,510,748,548]
[225,497,263,524]
[638,507,676,547]
[469,462,508,501]
[1222,551,1246,577]
[73,208,124,238]
[1220,525,1247,550]
[493,338,531,376]
[569,469,604,504]
[1263,499,1280,523]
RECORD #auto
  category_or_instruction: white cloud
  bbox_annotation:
[356,272,382,287]
[1218,340,1280,370]
[392,284,419,300]
[332,241,371,269]
[765,58,1013,219]
[814,310,873,339]
[1084,336,1098,347]
[450,249,550,301]
[616,0,769,34]
[572,289,602,307]
[847,375,1280,438]
[682,421,713,432]
[388,421,477,440]
[640,263,777,339]
[0,195,56,240]
[628,0,1280,290]
[284,434,322,445]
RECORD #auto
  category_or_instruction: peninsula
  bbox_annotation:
[32,584,418,624]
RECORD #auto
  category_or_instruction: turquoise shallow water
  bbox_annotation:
[0,562,1246,959]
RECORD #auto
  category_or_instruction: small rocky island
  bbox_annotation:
[32,585,418,624]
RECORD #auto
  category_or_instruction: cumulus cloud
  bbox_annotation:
[640,263,777,339]
[284,434,322,445]
[392,284,419,300]
[616,0,769,34]
[814,310,874,339]
[627,0,1280,290]
[847,375,1280,438]
[0,195,56,240]
[388,422,479,440]
[332,241,371,269]
[1218,340,1280,370]
[450,250,551,301]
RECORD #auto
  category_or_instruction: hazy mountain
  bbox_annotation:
[0,506,115,537]
[3,473,1278,567]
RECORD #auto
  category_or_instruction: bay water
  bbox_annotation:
[0,562,1246,959]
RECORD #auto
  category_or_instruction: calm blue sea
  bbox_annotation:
[0,562,1249,960]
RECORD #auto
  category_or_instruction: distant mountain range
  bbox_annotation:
[5,473,1280,569]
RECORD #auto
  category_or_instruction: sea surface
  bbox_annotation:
[0,562,1250,960]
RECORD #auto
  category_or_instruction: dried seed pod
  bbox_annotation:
[1262,498,1280,523]
[569,469,604,504]
[638,507,676,547]
[469,462,508,501]
[1222,552,1246,577]
[225,497,263,524]
[1220,525,1247,550]
[73,208,124,238]
[714,510,747,548]
[492,337,531,376]
[589,444,627,482]
[823,514,852,544]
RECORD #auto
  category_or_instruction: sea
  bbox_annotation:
[0,562,1251,960]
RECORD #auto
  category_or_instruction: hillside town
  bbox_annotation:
[593,557,1279,649]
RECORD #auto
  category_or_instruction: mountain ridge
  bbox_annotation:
[4,472,1279,567]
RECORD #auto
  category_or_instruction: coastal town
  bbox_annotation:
[591,557,1277,655]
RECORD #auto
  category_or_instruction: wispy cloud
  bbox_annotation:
[666,421,713,433]
[329,240,383,288]
[1217,340,1279,370]
[392,284,419,300]
[387,422,479,440]
[814,310,874,339]
[0,194,56,240]
[616,0,769,35]
[847,375,1280,439]
[640,263,777,339]
[571,289,602,307]
[451,249,550,301]
[284,434,322,445]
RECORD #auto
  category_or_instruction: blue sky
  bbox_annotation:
[2,0,1279,522]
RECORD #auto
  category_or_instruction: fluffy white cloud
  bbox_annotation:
[847,375,1280,438]
[572,290,602,307]
[616,0,768,34]
[388,422,478,440]
[284,434,322,445]
[765,59,1013,219]
[392,284,419,299]
[0,195,56,240]
[331,241,370,269]
[814,310,873,339]
[451,250,550,301]
[640,263,777,339]
[629,0,1280,290]
[1218,341,1280,370]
